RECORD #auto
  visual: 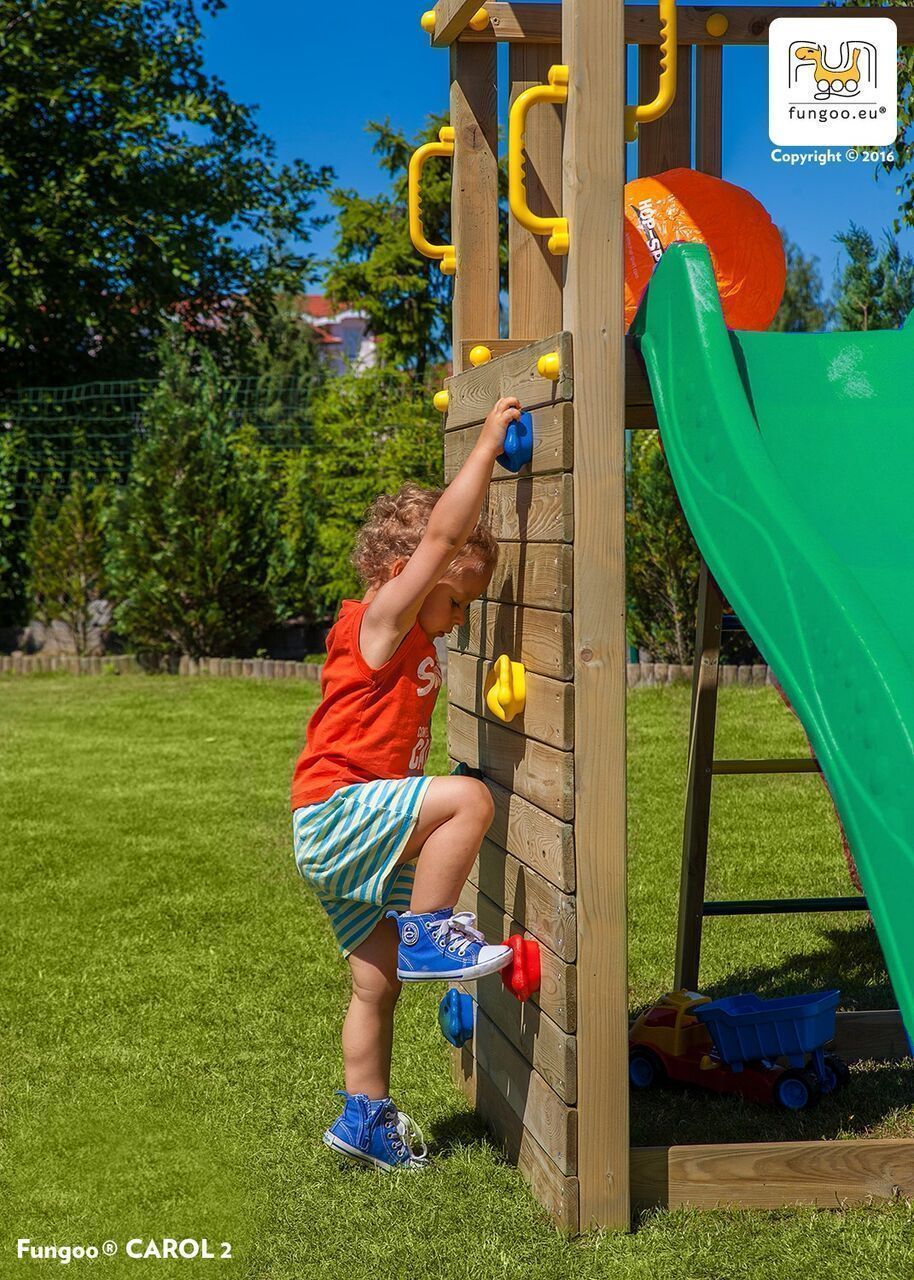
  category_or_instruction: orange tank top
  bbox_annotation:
[290,599,442,810]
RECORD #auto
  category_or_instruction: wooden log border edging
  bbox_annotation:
[1,653,779,688]
[0,653,325,680]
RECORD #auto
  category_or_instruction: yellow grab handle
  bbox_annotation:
[508,65,569,256]
[485,655,526,723]
[625,0,678,141]
[408,126,457,276]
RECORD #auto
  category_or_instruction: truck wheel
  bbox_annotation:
[774,1067,822,1111]
[629,1047,665,1090]
[822,1054,851,1094]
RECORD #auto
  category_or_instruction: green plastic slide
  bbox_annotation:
[632,242,914,1042]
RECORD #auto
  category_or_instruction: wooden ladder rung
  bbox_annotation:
[703,895,868,917]
[712,758,821,775]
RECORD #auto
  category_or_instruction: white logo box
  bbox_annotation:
[769,16,897,145]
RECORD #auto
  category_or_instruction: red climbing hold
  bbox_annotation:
[500,935,541,1002]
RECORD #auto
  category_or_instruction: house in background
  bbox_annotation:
[296,296,376,373]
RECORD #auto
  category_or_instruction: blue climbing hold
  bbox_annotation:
[497,411,534,472]
[438,988,475,1048]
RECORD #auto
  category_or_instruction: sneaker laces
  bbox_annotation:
[429,911,485,957]
[393,1108,429,1166]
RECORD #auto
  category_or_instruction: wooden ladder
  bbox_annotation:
[674,560,869,990]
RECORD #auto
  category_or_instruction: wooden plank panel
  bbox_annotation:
[563,0,629,1232]
[453,600,574,680]
[459,339,529,365]
[445,403,574,480]
[509,42,564,341]
[460,5,914,47]
[632,1140,914,1212]
[695,45,723,177]
[448,704,574,820]
[833,1009,908,1063]
[471,837,577,959]
[457,974,577,1103]
[637,43,692,174]
[452,1053,580,1230]
[472,1008,577,1173]
[487,541,573,612]
[447,650,574,750]
[456,879,576,1031]
[445,333,573,429]
[485,474,572,543]
[432,0,491,46]
[462,774,575,892]
[450,41,500,373]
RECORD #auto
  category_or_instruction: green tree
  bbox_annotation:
[325,118,508,374]
[107,331,277,662]
[626,431,699,664]
[27,471,109,655]
[307,368,443,614]
[0,0,332,388]
[771,233,831,332]
[834,224,914,330]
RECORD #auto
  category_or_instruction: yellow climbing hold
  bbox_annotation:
[420,10,436,34]
[433,389,449,413]
[705,13,728,37]
[537,352,561,381]
[485,655,526,723]
[469,345,492,367]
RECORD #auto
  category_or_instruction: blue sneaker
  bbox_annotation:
[323,1091,428,1171]
[387,908,513,982]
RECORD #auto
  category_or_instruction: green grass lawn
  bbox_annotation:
[2,672,913,1279]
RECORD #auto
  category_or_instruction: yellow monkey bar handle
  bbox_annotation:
[508,65,569,257]
[408,126,457,276]
[625,0,678,142]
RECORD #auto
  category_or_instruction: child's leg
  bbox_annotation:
[395,775,494,912]
[342,915,401,1098]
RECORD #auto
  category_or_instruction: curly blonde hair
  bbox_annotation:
[352,482,498,591]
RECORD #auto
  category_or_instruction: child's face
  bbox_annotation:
[418,565,491,640]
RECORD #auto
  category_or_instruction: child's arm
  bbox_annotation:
[361,395,520,663]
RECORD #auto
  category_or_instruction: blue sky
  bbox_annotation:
[201,0,912,292]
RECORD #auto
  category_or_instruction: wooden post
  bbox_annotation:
[562,0,629,1232]
[675,562,724,990]
[636,42,692,172]
[508,41,564,340]
[450,40,500,370]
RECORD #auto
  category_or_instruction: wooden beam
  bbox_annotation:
[637,44,692,174]
[471,1009,577,1172]
[461,4,914,46]
[450,41,500,373]
[486,474,573,543]
[562,0,629,1233]
[473,775,576,892]
[485,541,574,613]
[631,1139,914,1212]
[448,650,575,750]
[833,1009,908,1063]
[445,402,574,481]
[453,599,574,679]
[457,974,578,1103]
[453,1053,580,1229]
[470,837,577,959]
[457,879,577,1030]
[448,704,575,820]
[675,564,724,991]
[432,0,491,47]
[509,41,565,341]
[445,332,573,428]
[695,45,723,178]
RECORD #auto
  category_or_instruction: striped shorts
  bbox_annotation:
[292,776,433,958]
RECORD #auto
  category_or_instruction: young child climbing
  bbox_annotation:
[290,394,523,1173]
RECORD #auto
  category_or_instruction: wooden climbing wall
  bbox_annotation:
[443,333,580,1229]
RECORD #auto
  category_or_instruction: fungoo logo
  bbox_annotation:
[769,17,897,145]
